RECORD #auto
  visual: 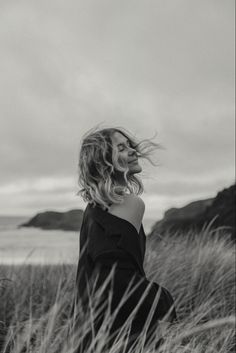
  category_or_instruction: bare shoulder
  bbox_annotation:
[108,194,145,233]
[123,193,145,209]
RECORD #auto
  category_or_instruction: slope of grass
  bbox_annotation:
[0,227,235,352]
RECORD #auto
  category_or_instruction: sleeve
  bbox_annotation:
[92,252,177,325]
[111,269,177,324]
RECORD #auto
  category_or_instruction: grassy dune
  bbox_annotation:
[0,227,235,352]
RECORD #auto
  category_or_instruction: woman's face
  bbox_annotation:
[111,131,142,175]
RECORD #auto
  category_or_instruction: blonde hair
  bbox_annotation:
[77,125,163,210]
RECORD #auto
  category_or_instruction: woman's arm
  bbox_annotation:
[91,258,177,325]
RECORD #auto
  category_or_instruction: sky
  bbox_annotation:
[0,0,235,220]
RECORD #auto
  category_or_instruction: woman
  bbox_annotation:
[72,126,177,352]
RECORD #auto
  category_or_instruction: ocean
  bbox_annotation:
[0,215,156,264]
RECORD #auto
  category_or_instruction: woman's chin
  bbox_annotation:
[128,166,142,175]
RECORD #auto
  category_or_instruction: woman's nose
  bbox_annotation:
[128,147,137,156]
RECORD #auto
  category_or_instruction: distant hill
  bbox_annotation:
[19,184,235,237]
[19,209,84,231]
[149,184,236,240]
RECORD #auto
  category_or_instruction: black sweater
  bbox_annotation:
[73,202,177,350]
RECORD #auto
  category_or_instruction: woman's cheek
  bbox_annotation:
[118,153,128,167]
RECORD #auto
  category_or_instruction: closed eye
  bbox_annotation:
[118,140,133,152]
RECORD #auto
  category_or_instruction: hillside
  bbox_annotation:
[149,183,235,240]
[19,184,235,238]
[19,209,84,231]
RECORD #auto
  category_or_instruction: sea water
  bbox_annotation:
[0,216,155,264]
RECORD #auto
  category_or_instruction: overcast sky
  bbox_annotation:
[0,0,235,220]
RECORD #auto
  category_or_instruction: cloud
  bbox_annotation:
[0,0,234,216]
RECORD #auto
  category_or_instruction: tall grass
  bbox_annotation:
[0,227,235,352]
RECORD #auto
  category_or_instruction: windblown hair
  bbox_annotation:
[77,125,163,210]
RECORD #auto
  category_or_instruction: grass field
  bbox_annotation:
[0,226,235,352]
